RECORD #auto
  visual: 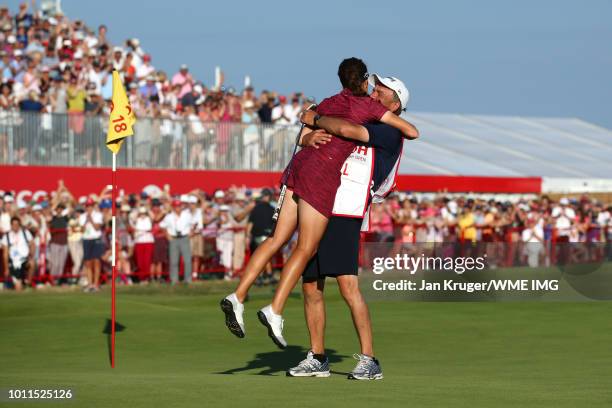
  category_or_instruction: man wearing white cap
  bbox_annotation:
[288,74,416,379]
[172,64,193,98]
[160,198,193,284]
[112,47,125,72]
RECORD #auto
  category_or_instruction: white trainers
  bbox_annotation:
[287,351,330,377]
[220,293,245,338]
[257,305,287,349]
[348,354,384,380]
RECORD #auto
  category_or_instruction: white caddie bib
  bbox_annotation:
[331,139,405,232]
[331,145,374,218]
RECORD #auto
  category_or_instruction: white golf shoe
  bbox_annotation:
[257,305,287,349]
[220,293,245,338]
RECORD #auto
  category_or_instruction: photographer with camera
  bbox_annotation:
[2,217,34,291]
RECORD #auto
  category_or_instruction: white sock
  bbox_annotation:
[228,293,242,305]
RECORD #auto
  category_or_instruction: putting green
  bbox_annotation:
[1,282,611,407]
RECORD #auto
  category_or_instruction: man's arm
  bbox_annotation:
[301,110,369,142]
[379,112,419,139]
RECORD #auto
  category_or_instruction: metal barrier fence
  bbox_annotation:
[0,110,301,170]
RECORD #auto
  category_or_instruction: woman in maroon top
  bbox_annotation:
[224,58,418,341]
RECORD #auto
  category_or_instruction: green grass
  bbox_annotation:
[1,282,611,407]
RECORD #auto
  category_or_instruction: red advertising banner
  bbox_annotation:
[0,165,542,200]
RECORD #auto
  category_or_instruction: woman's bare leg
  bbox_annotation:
[270,199,328,314]
[234,189,298,303]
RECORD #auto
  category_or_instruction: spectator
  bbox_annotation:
[216,205,235,279]
[285,95,302,125]
[136,54,155,85]
[186,195,203,277]
[370,202,395,243]
[139,75,158,105]
[111,47,124,71]
[458,203,476,243]
[271,95,290,125]
[150,198,168,282]
[247,188,275,284]
[67,216,83,284]
[242,99,260,169]
[83,88,104,166]
[66,76,86,135]
[171,64,193,98]
[133,206,154,281]
[160,199,193,284]
[79,198,104,292]
[522,215,544,267]
[1,216,34,291]
[0,82,18,162]
[185,105,205,169]
[48,202,69,280]
[0,194,12,234]
[231,192,254,272]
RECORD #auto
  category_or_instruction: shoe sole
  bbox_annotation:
[347,373,384,380]
[286,371,331,378]
[220,299,245,338]
[257,310,287,349]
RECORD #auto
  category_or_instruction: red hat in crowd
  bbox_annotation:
[143,54,151,61]
[85,197,95,206]
[279,95,287,103]
[172,199,181,207]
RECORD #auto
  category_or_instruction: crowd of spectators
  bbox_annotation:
[0,3,315,166]
[1,181,610,291]
[367,193,612,268]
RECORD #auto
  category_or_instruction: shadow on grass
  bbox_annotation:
[102,318,126,366]
[216,345,346,376]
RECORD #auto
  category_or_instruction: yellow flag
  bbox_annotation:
[105,71,136,153]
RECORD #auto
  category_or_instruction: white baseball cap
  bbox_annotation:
[214,190,225,199]
[368,73,410,111]
[560,197,569,205]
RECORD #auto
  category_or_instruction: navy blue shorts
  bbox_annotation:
[303,216,361,282]
[83,238,105,261]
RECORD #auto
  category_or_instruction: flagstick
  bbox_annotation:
[111,152,117,368]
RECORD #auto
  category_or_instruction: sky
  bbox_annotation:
[8,0,612,128]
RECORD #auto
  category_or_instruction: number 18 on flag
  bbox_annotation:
[106,70,136,154]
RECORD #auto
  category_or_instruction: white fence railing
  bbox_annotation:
[0,110,300,171]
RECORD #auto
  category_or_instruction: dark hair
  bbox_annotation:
[10,216,21,225]
[338,57,368,97]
